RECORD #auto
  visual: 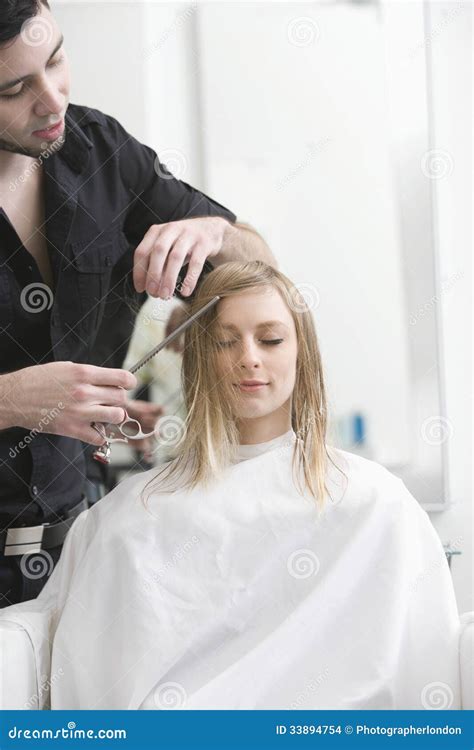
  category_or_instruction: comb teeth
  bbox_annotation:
[128,295,220,375]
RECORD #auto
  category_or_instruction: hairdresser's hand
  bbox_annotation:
[133,216,233,299]
[0,362,137,445]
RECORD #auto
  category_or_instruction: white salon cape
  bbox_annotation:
[0,430,461,710]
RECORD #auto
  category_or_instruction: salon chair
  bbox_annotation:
[1,611,473,709]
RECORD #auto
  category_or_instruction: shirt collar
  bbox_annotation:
[59,105,94,174]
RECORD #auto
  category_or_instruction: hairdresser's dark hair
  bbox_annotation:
[0,0,50,47]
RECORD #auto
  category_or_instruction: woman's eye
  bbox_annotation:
[217,338,284,347]
[1,87,24,99]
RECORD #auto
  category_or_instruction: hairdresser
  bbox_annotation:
[0,0,274,607]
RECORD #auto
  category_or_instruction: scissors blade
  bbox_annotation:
[129,295,220,375]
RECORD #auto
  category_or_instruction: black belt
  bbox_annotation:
[1,496,88,557]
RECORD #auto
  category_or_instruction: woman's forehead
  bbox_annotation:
[215,287,294,329]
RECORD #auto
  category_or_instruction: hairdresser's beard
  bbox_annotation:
[0,132,66,158]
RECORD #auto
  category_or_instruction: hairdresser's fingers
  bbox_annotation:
[145,228,185,297]
[87,386,129,407]
[135,216,229,296]
[85,365,137,390]
[83,405,127,425]
[179,249,207,298]
[149,238,191,299]
[133,224,179,294]
[77,424,112,447]
[133,225,159,293]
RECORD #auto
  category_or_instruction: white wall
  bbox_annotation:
[55,2,205,186]
[143,2,203,187]
[196,2,412,469]
[426,1,472,614]
[54,2,149,143]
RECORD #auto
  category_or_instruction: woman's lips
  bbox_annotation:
[32,119,64,141]
[235,383,269,393]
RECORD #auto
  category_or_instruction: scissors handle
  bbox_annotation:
[91,410,156,463]
[91,411,155,443]
[118,412,155,440]
[90,420,128,446]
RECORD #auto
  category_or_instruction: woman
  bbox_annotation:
[0,262,461,710]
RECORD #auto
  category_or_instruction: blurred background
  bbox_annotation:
[53,1,471,612]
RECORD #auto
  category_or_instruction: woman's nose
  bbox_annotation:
[238,340,262,369]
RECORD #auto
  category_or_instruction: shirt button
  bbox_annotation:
[31,485,39,496]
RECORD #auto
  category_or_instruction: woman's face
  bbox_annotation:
[213,287,298,432]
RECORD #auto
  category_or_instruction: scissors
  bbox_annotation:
[91,295,221,464]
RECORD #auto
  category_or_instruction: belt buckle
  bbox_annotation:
[4,525,45,557]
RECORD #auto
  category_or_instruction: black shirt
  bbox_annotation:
[0,103,236,527]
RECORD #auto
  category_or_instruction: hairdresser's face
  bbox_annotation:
[0,4,70,158]
[214,288,298,427]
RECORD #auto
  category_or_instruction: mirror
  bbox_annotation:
[57,0,451,509]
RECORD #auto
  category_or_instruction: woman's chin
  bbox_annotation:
[235,406,274,421]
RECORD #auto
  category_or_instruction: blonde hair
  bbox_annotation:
[142,261,343,508]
